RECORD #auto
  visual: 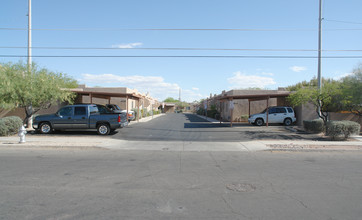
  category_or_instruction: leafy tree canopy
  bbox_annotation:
[287,64,362,123]
[163,97,180,103]
[0,61,78,124]
[338,64,362,116]
[162,97,190,109]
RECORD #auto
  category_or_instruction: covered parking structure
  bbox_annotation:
[73,90,143,122]
[217,93,291,127]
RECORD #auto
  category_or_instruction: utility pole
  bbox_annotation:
[27,0,33,127]
[27,0,32,70]
[317,0,323,115]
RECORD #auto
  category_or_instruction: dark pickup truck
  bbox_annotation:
[33,104,128,135]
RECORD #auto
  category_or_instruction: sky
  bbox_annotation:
[1,0,362,102]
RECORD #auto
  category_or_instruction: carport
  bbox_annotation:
[73,90,143,122]
[217,93,290,127]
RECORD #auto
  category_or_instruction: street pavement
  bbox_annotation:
[1,113,362,220]
[1,147,362,220]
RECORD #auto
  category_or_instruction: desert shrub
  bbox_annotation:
[326,120,361,140]
[3,116,23,133]
[197,108,205,116]
[303,119,325,133]
[207,109,219,118]
[0,120,7,136]
[131,108,140,119]
[240,115,249,121]
[0,116,23,136]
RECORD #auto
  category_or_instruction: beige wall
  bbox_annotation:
[330,112,362,126]
[208,89,290,122]
[77,85,159,113]
[164,106,175,113]
[294,103,319,126]
[80,96,138,111]
[219,98,278,122]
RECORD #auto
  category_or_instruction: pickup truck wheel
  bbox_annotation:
[39,122,52,134]
[255,118,264,126]
[97,123,110,135]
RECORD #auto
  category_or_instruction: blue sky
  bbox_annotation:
[1,0,362,102]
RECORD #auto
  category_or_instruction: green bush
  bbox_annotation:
[197,108,205,116]
[131,108,139,119]
[0,120,8,136]
[207,109,219,118]
[0,116,23,136]
[240,115,249,121]
[326,120,361,140]
[303,119,325,133]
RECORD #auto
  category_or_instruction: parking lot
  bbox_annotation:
[28,113,322,142]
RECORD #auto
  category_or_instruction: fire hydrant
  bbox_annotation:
[18,125,27,143]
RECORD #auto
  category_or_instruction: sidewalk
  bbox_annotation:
[132,113,165,123]
[1,134,361,152]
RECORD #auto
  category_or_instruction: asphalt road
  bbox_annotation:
[1,149,362,220]
[113,113,321,142]
[2,113,361,220]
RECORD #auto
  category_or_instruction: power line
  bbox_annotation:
[324,19,362,25]
[1,27,362,32]
[1,55,362,58]
[1,46,362,52]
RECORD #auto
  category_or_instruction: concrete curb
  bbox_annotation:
[192,113,222,123]
[2,135,362,152]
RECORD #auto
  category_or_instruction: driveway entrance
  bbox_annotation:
[113,113,320,142]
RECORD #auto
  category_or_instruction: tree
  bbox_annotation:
[338,65,362,116]
[287,78,342,125]
[163,97,179,103]
[0,61,78,126]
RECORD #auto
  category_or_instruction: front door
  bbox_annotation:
[267,108,278,123]
[52,106,73,129]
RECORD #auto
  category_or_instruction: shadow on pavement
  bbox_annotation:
[28,130,119,136]
[183,113,209,122]
[184,122,230,128]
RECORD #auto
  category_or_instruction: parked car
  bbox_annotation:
[96,104,128,122]
[106,104,135,122]
[248,106,296,126]
[33,104,128,135]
